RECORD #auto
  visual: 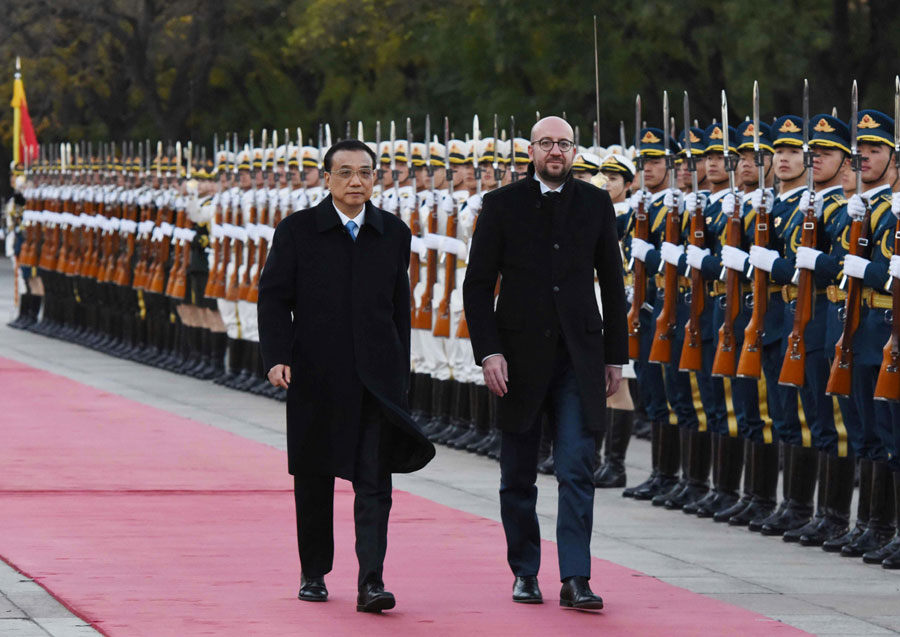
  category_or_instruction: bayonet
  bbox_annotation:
[406,116,414,180]
[894,76,900,170]
[358,121,364,142]
[317,124,324,178]
[635,95,643,192]
[509,115,518,182]
[374,121,382,189]
[473,114,482,196]
[663,90,675,191]
[593,15,601,150]
[619,120,626,150]
[492,113,501,183]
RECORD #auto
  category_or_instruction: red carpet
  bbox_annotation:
[0,357,806,636]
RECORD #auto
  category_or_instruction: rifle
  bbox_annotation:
[627,95,647,359]
[434,116,456,338]
[248,131,277,304]
[827,80,869,396]
[148,144,173,295]
[779,79,815,388]
[679,107,706,372]
[115,141,139,287]
[413,118,441,331]
[737,81,768,378]
[239,130,260,301]
[649,90,679,364]
[408,117,427,310]
[712,90,741,377]
[225,134,245,302]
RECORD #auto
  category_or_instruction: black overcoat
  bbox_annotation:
[463,166,628,433]
[257,196,435,480]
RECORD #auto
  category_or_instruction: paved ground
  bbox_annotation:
[1,257,899,636]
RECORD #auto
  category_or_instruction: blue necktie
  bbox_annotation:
[346,220,358,241]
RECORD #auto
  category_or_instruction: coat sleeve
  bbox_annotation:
[463,194,504,366]
[257,219,297,373]
[594,191,629,365]
[392,226,412,395]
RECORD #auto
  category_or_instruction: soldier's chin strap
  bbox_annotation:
[818,152,848,186]
[863,148,893,187]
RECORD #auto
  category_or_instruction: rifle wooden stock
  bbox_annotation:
[455,211,479,340]
[779,205,818,387]
[826,206,871,396]
[627,199,649,359]
[712,208,743,377]
[874,218,900,401]
[409,203,422,312]
[165,209,186,298]
[247,194,271,305]
[147,203,171,294]
[648,203,680,364]
[737,205,770,378]
[679,202,706,371]
[209,192,231,299]
[433,209,458,338]
[238,197,257,301]
[413,200,438,330]
[225,195,243,302]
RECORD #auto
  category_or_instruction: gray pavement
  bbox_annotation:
[1,257,899,636]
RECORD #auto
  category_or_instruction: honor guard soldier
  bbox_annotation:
[835,108,898,559]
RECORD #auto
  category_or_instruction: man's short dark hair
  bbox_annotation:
[323,140,377,172]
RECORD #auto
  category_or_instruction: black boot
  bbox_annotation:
[630,379,652,440]
[844,460,896,557]
[8,293,33,329]
[670,430,714,511]
[784,450,828,542]
[465,386,491,452]
[594,409,633,488]
[714,439,752,523]
[761,445,818,536]
[879,472,900,569]
[695,433,744,518]
[654,427,691,508]
[426,380,454,441]
[215,338,241,385]
[799,453,855,546]
[448,384,481,449]
[624,419,661,498]
[732,440,780,526]
[824,458,872,553]
[861,465,899,563]
[750,441,791,532]
[415,375,434,428]
[634,422,680,501]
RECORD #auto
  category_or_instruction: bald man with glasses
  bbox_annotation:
[464,116,628,610]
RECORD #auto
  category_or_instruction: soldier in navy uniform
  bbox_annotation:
[836,109,898,560]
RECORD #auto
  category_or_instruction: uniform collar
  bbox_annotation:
[777,185,806,202]
[315,194,383,234]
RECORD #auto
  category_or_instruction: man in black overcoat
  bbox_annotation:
[463,116,628,610]
[258,139,434,613]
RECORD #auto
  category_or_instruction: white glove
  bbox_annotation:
[799,190,823,218]
[890,255,900,280]
[842,254,870,279]
[465,193,483,214]
[684,191,707,213]
[630,190,650,211]
[418,190,435,211]
[625,285,634,306]
[721,245,749,271]
[663,189,682,211]
[892,192,900,219]
[721,193,735,215]
[748,245,779,272]
[440,192,456,213]
[370,194,382,208]
[750,188,769,211]
[847,194,866,220]
[660,241,684,266]
[630,237,652,262]
[685,244,710,270]
[381,194,399,213]
[795,246,822,271]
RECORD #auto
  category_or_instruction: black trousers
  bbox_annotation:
[293,391,393,589]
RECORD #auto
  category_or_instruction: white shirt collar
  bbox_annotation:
[861,184,891,200]
[777,185,806,202]
[333,200,366,229]
[817,185,843,198]
[533,172,565,194]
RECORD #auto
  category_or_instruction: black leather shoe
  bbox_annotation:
[512,575,542,603]
[559,576,603,610]
[298,575,327,602]
[356,582,396,613]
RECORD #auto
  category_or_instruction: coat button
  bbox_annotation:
[553,285,560,292]
[553,243,560,250]
[544,329,552,338]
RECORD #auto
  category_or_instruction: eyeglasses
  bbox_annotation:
[531,138,575,153]
[328,168,375,180]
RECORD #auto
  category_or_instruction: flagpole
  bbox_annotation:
[12,57,22,165]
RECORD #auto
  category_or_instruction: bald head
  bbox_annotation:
[529,116,576,188]
[531,116,574,142]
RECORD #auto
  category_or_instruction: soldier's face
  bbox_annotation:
[395,163,410,185]
[860,142,891,183]
[601,171,629,202]
[572,170,594,183]
[303,165,319,187]
[705,152,727,184]
[774,147,805,182]
[414,165,427,190]
[737,150,757,186]
[431,166,446,190]
[463,163,476,190]
[239,171,252,188]
[481,161,500,188]
[812,147,848,185]
[642,156,667,189]
[842,162,857,196]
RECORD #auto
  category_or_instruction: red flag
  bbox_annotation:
[11,64,38,165]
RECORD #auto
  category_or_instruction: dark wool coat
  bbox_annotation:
[258,196,435,479]
[463,166,628,433]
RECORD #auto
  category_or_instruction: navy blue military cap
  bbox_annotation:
[772,115,804,147]
[637,127,681,157]
[857,109,894,146]
[704,123,738,153]
[809,114,850,154]
[736,120,774,153]
[678,127,707,156]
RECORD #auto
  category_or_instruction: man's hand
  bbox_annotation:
[483,355,508,397]
[606,365,622,398]
[268,364,291,389]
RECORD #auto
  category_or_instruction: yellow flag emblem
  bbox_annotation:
[859,113,880,129]
[709,126,724,140]
[813,118,835,133]
[689,131,701,143]
[641,130,661,144]
[743,124,755,137]
[779,119,802,133]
